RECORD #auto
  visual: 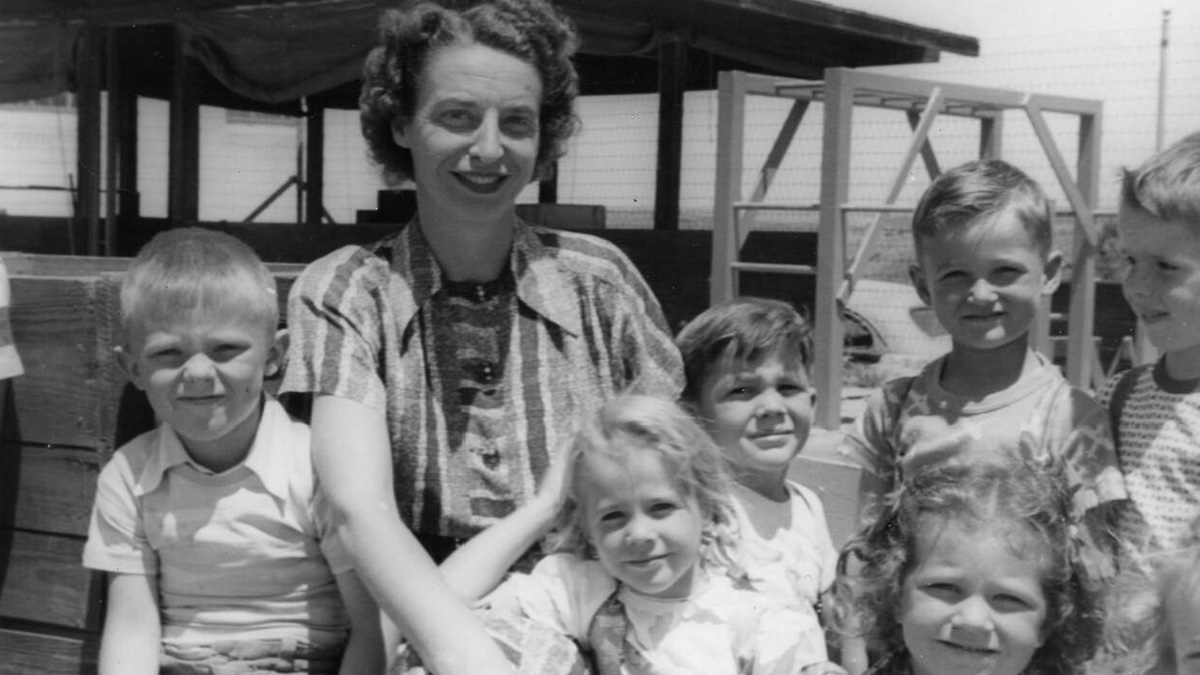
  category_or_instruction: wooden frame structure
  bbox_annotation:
[712,68,1103,429]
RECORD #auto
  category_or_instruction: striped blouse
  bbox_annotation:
[281,218,683,539]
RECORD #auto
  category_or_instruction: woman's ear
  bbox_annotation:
[391,120,412,149]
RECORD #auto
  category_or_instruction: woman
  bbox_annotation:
[281,1,682,672]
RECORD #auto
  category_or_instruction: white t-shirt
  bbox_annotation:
[731,481,838,608]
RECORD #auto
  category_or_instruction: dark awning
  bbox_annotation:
[0,0,977,105]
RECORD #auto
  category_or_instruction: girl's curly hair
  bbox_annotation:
[834,461,1104,675]
[544,394,747,583]
[359,0,580,185]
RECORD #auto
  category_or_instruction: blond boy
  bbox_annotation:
[83,228,382,674]
[1099,131,1200,561]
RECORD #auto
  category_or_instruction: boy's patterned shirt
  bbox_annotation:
[1098,361,1200,557]
[841,353,1128,522]
[281,218,683,540]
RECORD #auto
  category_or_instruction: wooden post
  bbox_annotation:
[114,28,139,223]
[1071,109,1102,386]
[710,71,746,305]
[169,26,200,226]
[305,105,324,226]
[654,38,687,231]
[814,68,853,430]
[979,113,1003,160]
[75,24,103,256]
[538,169,558,204]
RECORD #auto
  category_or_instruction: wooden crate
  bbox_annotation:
[0,253,302,674]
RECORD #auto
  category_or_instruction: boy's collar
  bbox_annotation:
[133,397,290,501]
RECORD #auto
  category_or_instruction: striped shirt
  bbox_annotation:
[1098,361,1200,557]
[281,218,683,539]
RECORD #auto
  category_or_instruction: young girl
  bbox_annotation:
[429,394,834,675]
[835,461,1102,675]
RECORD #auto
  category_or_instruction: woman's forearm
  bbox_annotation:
[311,395,515,675]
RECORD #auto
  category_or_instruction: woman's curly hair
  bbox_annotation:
[833,462,1104,675]
[544,394,748,584]
[359,0,580,185]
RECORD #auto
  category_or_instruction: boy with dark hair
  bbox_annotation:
[676,297,837,622]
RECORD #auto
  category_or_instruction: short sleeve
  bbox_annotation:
[481,553,615,641]
[746,602,827,675]
[82,454,156,575]
[280,248,389,412]
[838,379,910,489]
[609,265,684,400]
[1045,386,1128,514]
[0,258,24,380]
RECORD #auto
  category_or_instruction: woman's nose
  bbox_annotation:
[469,113,503,163]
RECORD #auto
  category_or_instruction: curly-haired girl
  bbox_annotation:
[431,394,836,675]
[835,462,1103,675]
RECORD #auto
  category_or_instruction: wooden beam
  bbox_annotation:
[168,26,200,225]
[113,27,140,225]
[74,24,102,256]
[304,105,324,226]
[814,68,853,430]
[654,38,687,231]
[710,71,747,305]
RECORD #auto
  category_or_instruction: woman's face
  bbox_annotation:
[393,41,542,223]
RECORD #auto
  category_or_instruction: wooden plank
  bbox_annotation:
[0,444,100,537]
[6,275,120,450]
[0,530,102,630]
[0,625,99,675]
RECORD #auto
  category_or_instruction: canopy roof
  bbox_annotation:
[0,0,978,108]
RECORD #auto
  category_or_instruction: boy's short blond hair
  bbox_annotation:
[120,228,277,341]
[912,158,1052,259]
[1122,131,1200,226]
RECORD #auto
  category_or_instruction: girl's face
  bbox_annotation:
[1167,583,1200,675]
[577,449,705,599]
[899,518,1049,675]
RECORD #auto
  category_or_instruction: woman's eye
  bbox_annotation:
[438,109,477,130]
[502,114,537,137]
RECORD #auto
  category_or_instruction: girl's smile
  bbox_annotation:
[578,450,705,599]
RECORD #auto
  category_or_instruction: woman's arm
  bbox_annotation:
[334,570,386,675]
[98,573,161,675]
[310,394,516,675]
